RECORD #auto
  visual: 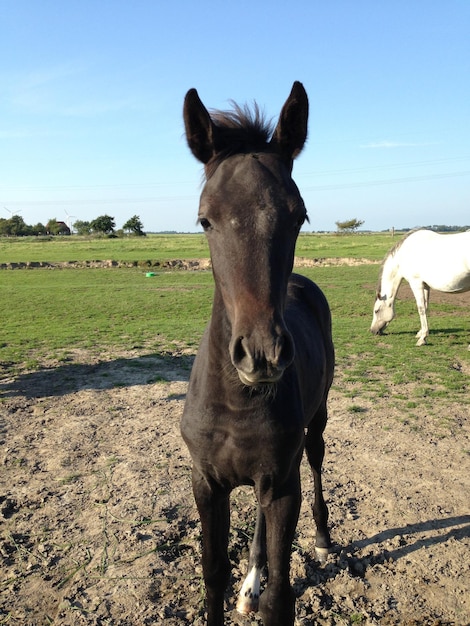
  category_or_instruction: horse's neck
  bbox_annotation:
[381,256,403,301]
[208,287,235,360]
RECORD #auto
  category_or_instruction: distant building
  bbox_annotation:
[46,221,71,235]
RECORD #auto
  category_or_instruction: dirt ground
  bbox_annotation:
[1,286,469,626]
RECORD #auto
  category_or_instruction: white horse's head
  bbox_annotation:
[371,244,403,336]
[370,291,395,335]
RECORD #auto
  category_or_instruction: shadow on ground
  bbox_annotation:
[0,353,193,399]
[296,514,470,588]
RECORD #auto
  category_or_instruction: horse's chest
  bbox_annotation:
[181,404,304,487]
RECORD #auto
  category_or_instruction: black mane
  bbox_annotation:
[205,102,274,178]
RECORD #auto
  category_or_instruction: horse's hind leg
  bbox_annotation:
[236,505,266,615]
[305,404,331,562]
[192,467,230,626]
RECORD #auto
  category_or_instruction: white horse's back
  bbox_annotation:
[398,230,470,293]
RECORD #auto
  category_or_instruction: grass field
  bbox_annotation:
[0,233,468,427]
[0,231,399,264]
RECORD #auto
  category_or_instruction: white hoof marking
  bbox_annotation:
[315,546,330,563]
[236,565,261,615]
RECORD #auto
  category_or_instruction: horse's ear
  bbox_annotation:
[270,81,308,162]
[183,88,218,164]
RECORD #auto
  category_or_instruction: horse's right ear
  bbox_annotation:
[183,88,218,164]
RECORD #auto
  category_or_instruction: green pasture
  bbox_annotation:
[0,239,468,430]
[0,233,209,264]
[0,231,399,264]
[0,268,211,365]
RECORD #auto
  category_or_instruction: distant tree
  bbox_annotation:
[90,215,115,235]
[335,218,365,233]
[46,218,60,235]
[0,218,10,236]
[0,217,27,236]
[0,217,57,237]
[123,215,145,236]
[46,218,70,235]
[32,222,46,235]
[8,215,29,236]
[73,220,92,235]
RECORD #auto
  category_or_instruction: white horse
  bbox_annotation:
[371,229,470,346]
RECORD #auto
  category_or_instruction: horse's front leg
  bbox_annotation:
[237,505,266,615]
[258,472,301,626]
[192,467,231,626]
[411,282,430,346]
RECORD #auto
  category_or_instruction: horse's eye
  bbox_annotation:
[296,214,307,229]
[199,217,212,231]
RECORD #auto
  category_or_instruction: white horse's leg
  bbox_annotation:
[410,282,429,346]
[423,284,430,310]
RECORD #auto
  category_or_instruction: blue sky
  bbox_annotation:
[1,1,469,233]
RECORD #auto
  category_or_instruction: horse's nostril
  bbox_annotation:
[277,332,295,368]
[231,336,255,373]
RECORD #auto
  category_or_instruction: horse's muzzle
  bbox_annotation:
[370,324,385,335]
[230,331,295,386]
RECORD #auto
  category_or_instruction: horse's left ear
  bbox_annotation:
[183,88,219,164]
[270,81,309,162]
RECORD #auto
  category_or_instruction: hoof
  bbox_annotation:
[415,332,427,346]
[315,546,330,563]
[236,596,259,615]
[236,566,260,615]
